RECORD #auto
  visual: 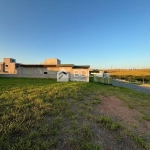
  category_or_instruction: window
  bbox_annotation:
[44,72,47,74]
[6,65,8,67]
[11,59,15,62]
[16,65,19,68]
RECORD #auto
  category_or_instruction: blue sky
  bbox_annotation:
[0,0,150,69]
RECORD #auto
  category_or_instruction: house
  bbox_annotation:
[0,58,90,82]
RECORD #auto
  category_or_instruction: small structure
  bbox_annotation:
[0,58,18,73]
[89,69,112,84]
[89,70,109,77]
[40,58,61,65]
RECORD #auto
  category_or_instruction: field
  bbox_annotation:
[107,69,150,76]
[0,78,150,150]
[107,69,150,84]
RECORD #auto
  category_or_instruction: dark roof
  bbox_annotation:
[73,65,90,69]
[89,70,99,73]
[19,64,90,68]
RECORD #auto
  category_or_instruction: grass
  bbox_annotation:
[126,131,150,150]
[87,115,121,131]
[128,103,134,109]
[0,77,150,149]
[96,116,121,131]
[142,115,150,122]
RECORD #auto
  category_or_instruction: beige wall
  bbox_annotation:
[71,68,89,82]
[0,62,4,72]
[41,58,61,65]
[47,67,89,78]
[3,58,17,73]
[47,67,89,81]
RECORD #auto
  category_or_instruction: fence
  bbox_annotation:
[89,76,112,85]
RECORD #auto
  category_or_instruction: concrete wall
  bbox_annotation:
[0,66,89,81]
[53,67,89,82]
[0,68,57,78]
[17,67,57,78]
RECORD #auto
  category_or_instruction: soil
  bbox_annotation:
[92,95,150,150]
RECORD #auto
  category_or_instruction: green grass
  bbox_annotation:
[96,116,121,131]
[87,115,121,131]
[0,77,150,149]
[142,115,150,122]
[128,103,134,109]
[126,131,150,150]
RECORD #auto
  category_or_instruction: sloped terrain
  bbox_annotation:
[0,78,150,150]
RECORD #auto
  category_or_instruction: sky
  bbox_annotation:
[0,0,150,69]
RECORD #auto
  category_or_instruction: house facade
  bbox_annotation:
[0,58,90,82]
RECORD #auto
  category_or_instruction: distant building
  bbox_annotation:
[0,58,17,73]
[89,69,110,78]
[0,58,90,82]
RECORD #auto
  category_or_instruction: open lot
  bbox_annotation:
[0,78,150,150]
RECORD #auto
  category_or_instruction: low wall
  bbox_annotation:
[89,76,112,85]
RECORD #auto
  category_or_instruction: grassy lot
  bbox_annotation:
[0,78,150,150]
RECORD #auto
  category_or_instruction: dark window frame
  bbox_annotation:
[16,65,20,68]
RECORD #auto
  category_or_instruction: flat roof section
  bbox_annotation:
[20,64,57,67]
[56,64,74,67]
[19,64,90,68]
[73,65,90,69]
